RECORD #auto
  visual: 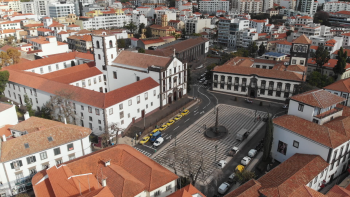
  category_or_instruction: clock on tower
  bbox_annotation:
[289,34,311,67]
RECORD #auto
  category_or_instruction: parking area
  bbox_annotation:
[153,104,267,183]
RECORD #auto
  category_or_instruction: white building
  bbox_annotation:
[276,40,292,54]
[27,36,70,57]
[324,78,350,107]
[342,32,350,47]
[33,144,178,197]
[0,102,18,128]
[48,3,75,18]
[294,0,317,15]
[21,0,49,16]
[324,1,350,12]
[0,20,21,30]
[238,0,263,14]
[185,18,211,34]
[272,89,350,186]
[249,19,268,33]
[198,0,229,14]
[0,116,91,196]
[0,0,20,12]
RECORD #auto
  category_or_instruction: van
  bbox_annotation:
[150,131,162,142]
[236,128,248,141]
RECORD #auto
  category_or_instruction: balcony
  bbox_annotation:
[314,107,343,119]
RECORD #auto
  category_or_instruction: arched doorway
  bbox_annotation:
[179,88,183,98]
[249,77,258,98]
[168,93,173,104]
[250,89,255,97]
[173,89,177,101]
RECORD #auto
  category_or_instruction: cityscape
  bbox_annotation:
[0,0,350,196]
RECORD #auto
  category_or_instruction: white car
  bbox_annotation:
[248,149,258,157]
[241,156,251,166]
[218,182,230,194]
[232,146,239,154]
[217,160,227,168]
[153,137,164,147]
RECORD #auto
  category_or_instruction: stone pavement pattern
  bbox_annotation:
[152,104,267,182]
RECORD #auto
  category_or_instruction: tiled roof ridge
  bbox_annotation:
[326,127,334,150]
[304,185,314,196]
[312,90,324,108]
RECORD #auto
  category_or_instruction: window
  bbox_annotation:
[48,66,51,72]
[137,109,140,113]
[98,120,101,124]
[137,76,140,81]
[154,90,156,96]
[81,105,84,110]
[67,143,74,151]
[24,143,29,149]
[36,98,38,104]
[292,59,296,64]
[11,160,23,169]
[109,40,113,48]
[94,78,97,84]
[137,96,140,104]
[26,156,36,164]
[96,41,100,48]
[54,148,61,156]
[166,185,171,191]
[121,120,124,125]
[293,140,299,148]
[145,92,148,100]
[98,54,101,60]
[99,76,102,82]
[128,99,132,106]
[56,159,63,165]
[40,152,47,160]
[89,123,92,129]
[69,154,75,160]
[113,71,117,79]
[89,116,92,121]
[298,103,304,112]
[42,163,49,170]
[154,190,161,196]
[128,113,130,118]
[88,106,92,113]
[109,108,113,115]
[95,109,100,115]
[56,64,59,70]
[99,126,102,131]
[47,136,53,142]
[40,68,43,74]
[88,79,91,86]
[120,111,124,119]
[81,120,84,127]
[151,102,153,106]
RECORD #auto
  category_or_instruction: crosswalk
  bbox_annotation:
[153,104,267,182]
[134,147,152,157]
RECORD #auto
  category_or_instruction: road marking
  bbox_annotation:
[194,112,198,115]
[173,126,179,130]
[184,118,190,123]
[166,135,172,140]
[200,111,204,114]
[143,144,157,150]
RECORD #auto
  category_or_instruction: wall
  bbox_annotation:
[70,74,105,92]
[24,59,78,74]
[0,104,18,127]
[149,180,176,197]
[325,89,349,107]
[288,100,315,121]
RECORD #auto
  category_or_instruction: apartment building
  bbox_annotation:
[0,116,91,196]
[67,35,92,52]
[198,0,229,14]
[185,18,211,34]
[328,11,350,27]
[294,0,317,15]
[218,17,249,47]
[26,36,70,57]
[342,32,350,47]
[21,0,49,16]
[48,3,75,18]
[32,145,178,197]
[0,0,20,12]
[0,20,20,30]
[238,0,263,14]
[324,1,350,12]
[249,19,268,33]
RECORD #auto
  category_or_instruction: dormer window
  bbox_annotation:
[24,143,29,149]
[48,136,53,142]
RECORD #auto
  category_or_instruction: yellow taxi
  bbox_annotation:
[167,119,175,126]
[159,124,168,131]
[150,129,159,136]
[139,136,150,145]
[181,109,189,116]
[235,164,245,173]
[174,114,183,121]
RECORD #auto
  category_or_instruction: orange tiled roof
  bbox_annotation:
[324,116,350,139]
[258,154,329,196]
[113,50,172,69]
[168,184,206,197]
[141,37,165,45]
[326,185,350,197]
[291,89,345,108]
[48,65,101,84]
[293,34,312,44]
[0,125,13,137]
[226,179,261,197]
[324,77,350,93]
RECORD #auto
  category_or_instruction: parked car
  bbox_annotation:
[241,156,252,166]
[139,136,150,145]
[174,114,183,121]
[218,182,230,194]
[196,65,204,69]
[248,149,258,157]
[203,80,208,86]
[228,173,236,183]
[235,165,245,173]
[150,131,162,142]
[282,104,288,109]
[217,160,227,168]
[167,119,175,126]
[228,146,239,156]
[199,78,205,83]
[181,110,189,116]
[159,124,168,131]
[150,129,159,136]
[153,137,164,147]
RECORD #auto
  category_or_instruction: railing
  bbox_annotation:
[314,107,343,119]
[15,174,35,186]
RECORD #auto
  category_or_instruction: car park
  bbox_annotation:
[181,110,189,116]
[139,136,150,145]
[241,156,252,166]
[235,164,245,173]
[174,114,183,121]
[217,160,227,168]
[159,124,168,131]
[248,149,258,157]
[153,137,164,147]
[150,129,159,136]
[218,182,230,194]
[167,119,175,126]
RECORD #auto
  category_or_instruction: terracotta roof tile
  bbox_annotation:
[141,38,165,45]
[327,185,350,197]
[113,50,172,68]
[273,115,348,148]
[0,102,12,112]
[324,116,350,139]
[0,125,13,137]
[324,77,350,93]
[41,62,95,80]
[1,117,91,162]
[168,184,206,197]
[293,34,312,44]
[258,154,328,197]
[289,185,326,197]
[49,66,101,84]
[291,89,346,108]
[226,179,261,197]
[332,48,350,55]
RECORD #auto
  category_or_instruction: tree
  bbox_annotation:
[0,70,9,97]
[138,48,145,53]
[308,71,334,88]
[124,22,137,34]
[45,89,77,123]
[134,33,141,39]
[145,26,153,38]
[263,114,273,161]
[314,11,331,26]
[24,94,35,116]
[258,43,266,56]
[247,42,258,58]
[0,51,10,68]
[118,39,126,48]
[235,170,256,184]
[333,47,348,79]
[286,30,293,37]
[40,103,52,119]
[292,82,318,95]
[0,36,16,47]
[171,32,180,40]
[181,28,186,38]
[6,48,21,65]
[234,49,249,57]
[312,45,330,74]
[138,23,145,34]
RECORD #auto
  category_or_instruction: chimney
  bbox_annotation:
[102,178,107,187]
[63,118,67,124]
[2,135,6,142]
[24,111,30,120]
[104,160,111,167]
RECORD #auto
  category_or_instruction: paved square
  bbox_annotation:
[153,104,267,182]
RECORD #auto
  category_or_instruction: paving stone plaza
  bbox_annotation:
[153,104,267,182]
